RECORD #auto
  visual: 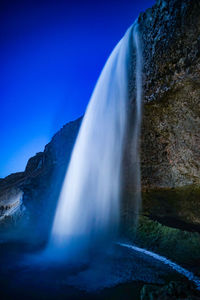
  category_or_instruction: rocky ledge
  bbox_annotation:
[0,118,82,235]
[0,187,24,224]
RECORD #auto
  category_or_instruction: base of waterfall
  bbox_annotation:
[117,242,200,291]
[0,240,199,300]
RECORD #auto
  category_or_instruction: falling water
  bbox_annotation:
[123,23,142,227]
[49,22,142,259]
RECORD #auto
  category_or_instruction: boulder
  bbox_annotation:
[140,281,200,300]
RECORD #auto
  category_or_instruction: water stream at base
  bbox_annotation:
[118,242,200,290]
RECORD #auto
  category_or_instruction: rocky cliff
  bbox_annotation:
[140,0,200,188]
[0,0,199,242]
[139,0,200,229]
[0,118,82,237]
[122,0,200,230]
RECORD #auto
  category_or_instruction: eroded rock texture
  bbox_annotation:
[133,0,200,227]
[121,0,200,229]
[139,0,200,188]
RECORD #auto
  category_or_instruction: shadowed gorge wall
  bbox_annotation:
[139,0,200,188]
[133,0,200,228]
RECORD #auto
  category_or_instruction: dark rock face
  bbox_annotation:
[138,0,200,188]
[133,0,200,228]
[0,172,26,192]
[122,0,200,229]
[140,281,200,300]
[23,117,82,238]
[142,186,200,228]
[0,118,82,238]
[141,86,200,188]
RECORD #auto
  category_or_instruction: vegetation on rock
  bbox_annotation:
[126,216,200,270]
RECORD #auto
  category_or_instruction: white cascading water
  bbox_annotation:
[49,22,142,258]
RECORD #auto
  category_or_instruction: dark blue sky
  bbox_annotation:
[0,0,155,178]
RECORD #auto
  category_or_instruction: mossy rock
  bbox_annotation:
[126,215,200,269]
[142,185,200,228]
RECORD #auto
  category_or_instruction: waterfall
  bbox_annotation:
[49,22,142,259]
[125,23,142,227]
[133,23,142,225]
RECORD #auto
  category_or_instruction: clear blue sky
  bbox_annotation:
[0,0,155,178]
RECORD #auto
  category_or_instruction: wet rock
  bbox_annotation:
[142,186,200,228]
[0,187,24,225]
[132,215,200,268]
[137,0,200,188]
[125,0,200,228]
[140,281,200,300]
